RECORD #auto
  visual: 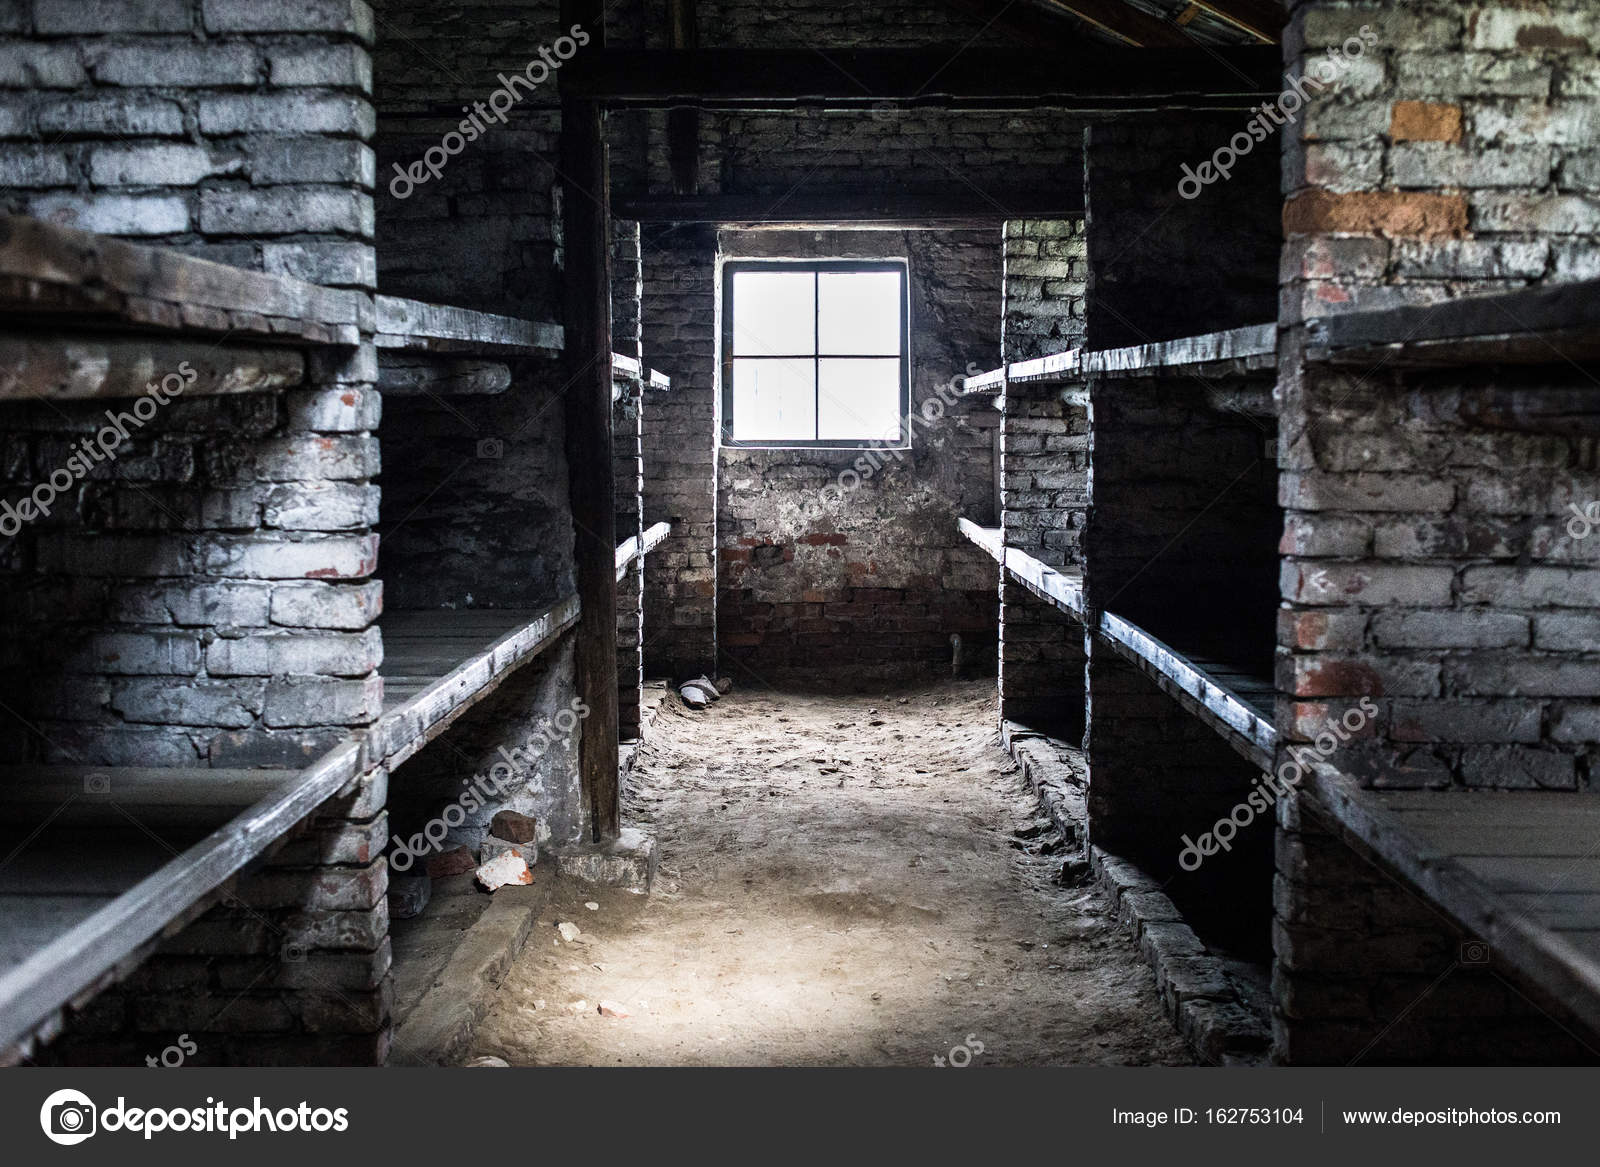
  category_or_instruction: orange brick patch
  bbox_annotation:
[1389,101,1463,143]
[1283,190,1468,239]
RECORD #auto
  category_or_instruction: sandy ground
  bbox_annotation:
[469,679,1192,1066]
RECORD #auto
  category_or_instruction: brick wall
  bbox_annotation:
[640,224,718,680]
[713,229,998,689]
[613,220,645,737]
[998,219,1088,738]
[0,0,388,1064]
[1084,114,1280,348]
[1082,368,1279,948]
[1273,0,1600,1063]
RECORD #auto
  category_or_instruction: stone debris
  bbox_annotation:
[598,1000,631,1018]
[584,901,600,911]
[556,921,582,942]
[566,999,589,1015]
[679,683,711,709]
[480,833,537,867]
[489,809,539,843]
[426,845,478,878]
[463,1056,509,1068]
[474,850,533,891]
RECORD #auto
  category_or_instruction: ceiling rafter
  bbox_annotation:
[1030,0,1195,47]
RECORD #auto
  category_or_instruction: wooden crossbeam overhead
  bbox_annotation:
[1186,0,1284,42]
[614,188,1084,224]
[559,47,1283,110]
[1032,0,1194,46]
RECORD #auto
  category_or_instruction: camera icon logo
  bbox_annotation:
[39,1088,97,1145]
[476,437,505,460]
[1461,940,1491,965]
[281,941,308,963]
[83,773,110,795]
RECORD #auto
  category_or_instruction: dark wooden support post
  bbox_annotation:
[666,0,699,196]
[562,0,619,841]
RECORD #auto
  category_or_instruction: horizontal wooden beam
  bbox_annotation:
[374,295,564,357]
[1306,279,1600,369]
[0,333,305,402]
[376,356,512,397]
[1082,322,1275,375]
[615,187,1084,224]
[0,215,366,346]
[958,518,1006,563]
[561,47,1282,110]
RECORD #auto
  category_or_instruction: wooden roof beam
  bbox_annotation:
[1031,0,1194,47]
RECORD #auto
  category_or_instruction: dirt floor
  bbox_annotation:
[469,679,1193,1067]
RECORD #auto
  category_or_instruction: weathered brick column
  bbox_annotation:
[641,226,718,681]
[2,0,389,1065]
[998,220,1088,740]
[1079,112,1278,892]
[1273,0,1600,1064]
[613,220,645,739]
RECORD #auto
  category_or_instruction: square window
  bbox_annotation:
[721,261,910,448]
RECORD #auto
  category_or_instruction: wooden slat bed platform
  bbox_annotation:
[1307,768,1600,1041]
[1,525,681,1055]
[0,742,363,1057]
[1098,612,1277,771]
[374,599,581,769]
[0,214,366,346]
[374,294,563,357]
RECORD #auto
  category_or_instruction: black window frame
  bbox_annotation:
[719,259,912,450]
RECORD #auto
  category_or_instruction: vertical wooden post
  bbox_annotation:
[666,0,699,195]
[561,0,619,841]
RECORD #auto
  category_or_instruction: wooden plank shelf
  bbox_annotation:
[1306,280,1600,368]
[0,740,366,1058]
[610,353,671,392]
[1306,768,1600,1043]
[1098,611,1277,771]
[375,295,563,357]
[1004,546,1086,619]
[0,214,366,346]
[1082,323,1275,376]
[614,520,672,581]
[957,520,1084,615]
[0,332,306,404]
[959,366,1005,394]
[1007,349,1082,385]
[957,518,1004,563]
[374,598,581,770]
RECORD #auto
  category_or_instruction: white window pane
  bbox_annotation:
[818,271,901,356]
[731,359,815,441]
[817,359,902,442]
[730,271,815,356]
